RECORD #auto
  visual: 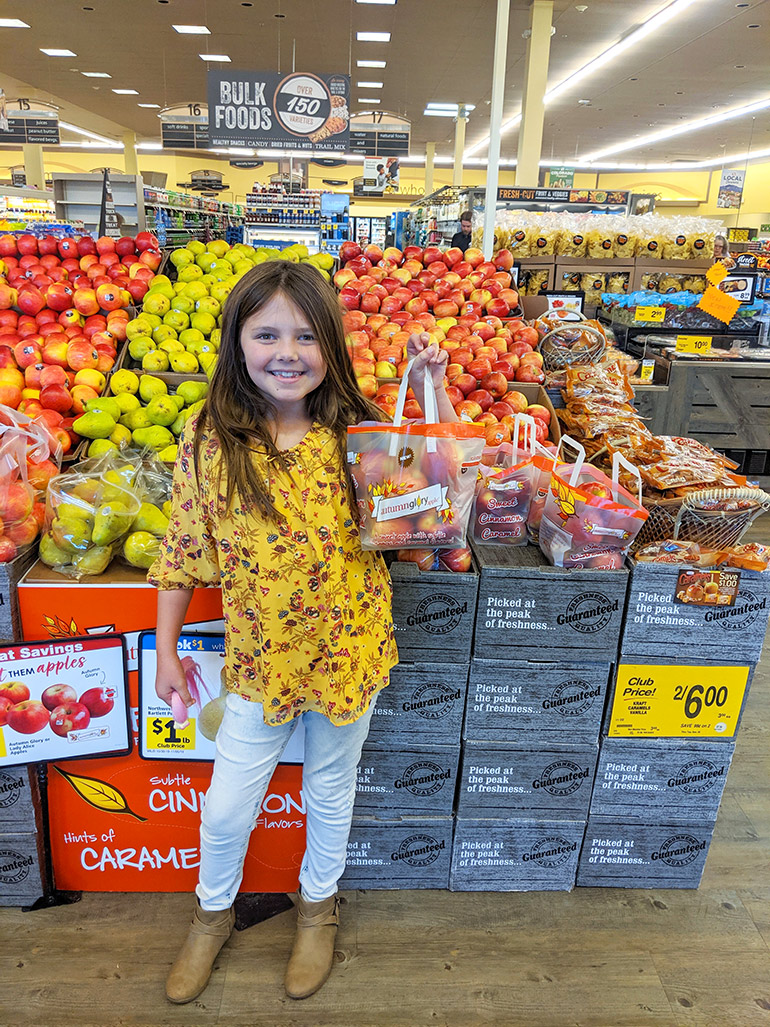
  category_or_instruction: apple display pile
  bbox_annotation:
[0,678,116,737]
[0,232,161,441]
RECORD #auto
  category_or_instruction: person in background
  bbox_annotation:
[383,224,395,249]
[713,234,731,260]
[451,211,473,253]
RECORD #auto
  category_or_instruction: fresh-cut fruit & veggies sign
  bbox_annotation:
[0,635,129,766]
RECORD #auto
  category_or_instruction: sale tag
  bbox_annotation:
[608,663,750,738]
[145,715,196,751]
[640,359,655,381]
[634,305,665,323]
[674,568,740,606]
[698,284,741,324]
[706,261,728,286]
[675,334,712,354]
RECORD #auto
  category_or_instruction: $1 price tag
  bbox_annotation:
[145,715,196,750]
[608,663,750,738]
[675,334,712,355]
[634,305,665,323]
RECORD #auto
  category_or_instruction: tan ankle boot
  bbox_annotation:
[165,898,235,1004]
[284,892,339,1000]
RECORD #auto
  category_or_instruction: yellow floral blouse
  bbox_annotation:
[148,419,398,726]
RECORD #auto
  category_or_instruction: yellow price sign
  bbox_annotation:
[145,716,196,751]
[675,335,712,355]
[608,663,750,738]
[640,359,655,381]
[634,305,665,323]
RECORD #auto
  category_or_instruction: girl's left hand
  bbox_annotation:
[406,332,449,387]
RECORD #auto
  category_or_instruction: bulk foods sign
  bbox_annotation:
[207,70,350,152]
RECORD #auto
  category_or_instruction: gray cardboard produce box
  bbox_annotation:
[340,815,453,889]
[0,545,39,644]
[389,557,478,662]
[457,741,598,819]
[464,658,611,744]
[0,832,45,906]
[621,559,770,662]
[450,817,585,891]
[368,661,469,744]
[354,742,461,816]
[577,816,715,888]
[472,544,629,661]
[590,738,735,822]
[0,767,39,831]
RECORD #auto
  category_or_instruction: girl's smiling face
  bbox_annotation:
[239,291,327,418]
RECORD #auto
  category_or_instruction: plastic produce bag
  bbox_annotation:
[0,432,37,561]
[348,360,486,550]
[526,436,584,543]
[539,452,649,569]
[396,547,472,572]
[472,415,537,546]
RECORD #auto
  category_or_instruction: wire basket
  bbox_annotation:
[631,487,770,553]
[538,322,606,372]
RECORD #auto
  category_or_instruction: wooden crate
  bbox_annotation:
[0,768,39,832]
[590,738,735,822]
[456,741,598,819]
[449,817,585,892]
[631,258,711,293]
[389,557,479,663]
[576,816,715,888]
[0,545,41,645]
[0,832,46,906]
[472,543,629,661]
[463,658,611,744]
[368,661,469,744]
[621,558,770,663]
[340,815,453,889]
[354,742,461,816]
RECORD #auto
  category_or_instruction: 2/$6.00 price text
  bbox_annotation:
[674,683,728,719]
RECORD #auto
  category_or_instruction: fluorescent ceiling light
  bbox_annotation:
[82,71,111,78]
[59,120,122,147]
[356,31,391,41]
[138,103,161,108]
[137,142,163,150]
[359,98,382,104]
[172,24,210,33]
[357,81,383,88]
[424,109,457,117]
[356,0,396,4]
[0,18,30,28]
[581,95,770,162]
[199,53,231,61]
[426,103,475,112]
[541,145,770,172]
[113,89,139,95]
[41,48,77,56]
[464,0,703,158]
[357,60,386,67]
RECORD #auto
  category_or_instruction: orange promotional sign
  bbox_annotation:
[18,565,305,893]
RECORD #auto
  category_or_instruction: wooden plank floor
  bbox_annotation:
[2,652,770,1026]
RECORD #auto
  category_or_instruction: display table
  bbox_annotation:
[17,562,305,894]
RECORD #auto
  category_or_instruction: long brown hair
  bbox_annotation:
[194,260,383,520]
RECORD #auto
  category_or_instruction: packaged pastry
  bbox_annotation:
[509,225,531,256]
[726,543,770,571]
[524,269,550,295]
[686,230,710,260]
[635,540,727,567]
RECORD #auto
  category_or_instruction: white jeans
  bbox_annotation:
[196,692,375,909]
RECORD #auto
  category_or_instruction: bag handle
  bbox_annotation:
[612,451,643,505]
[557,435,586,486]
[492,413,537,468]
[391,357,439,456]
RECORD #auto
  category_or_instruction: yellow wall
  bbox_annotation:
[1,147,767,227]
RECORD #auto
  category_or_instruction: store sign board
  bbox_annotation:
[718,273,757,304]
[138,631,304,764]
[98,168,120,238]
[634,305,665,323]
[207,71,350,151]
[542,290,584,314]
[361,155,400,194]
[547,166,575,188]
[0,635,130,767]
[675,334,712,355]
[0,101,60,145]
[608,662,750,738]
[159,103,210,150]
[497,187,629,204]
[717,168,745,209]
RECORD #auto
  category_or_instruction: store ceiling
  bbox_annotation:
[0,0,768,167]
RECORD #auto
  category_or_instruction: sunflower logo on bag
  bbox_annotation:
[551,478,577,523]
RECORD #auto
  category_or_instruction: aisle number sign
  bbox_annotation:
[675,335,712,355]
[634,305,665,323]
[608,663,751,738]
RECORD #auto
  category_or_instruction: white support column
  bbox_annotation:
[425,142,435,195]
[482,0,511,259]
[122,132,138,176]
[452,108,467,188]
[22,145,45,190]
[516,0,553,187]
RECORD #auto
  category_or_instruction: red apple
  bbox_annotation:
[455,400,483,422]
[515,365,545,384]
[79,686,116,717]
[41,683,78,712]
[480,371,509,399]
[492,358,518,381]
[50,701,91,736]
[0,680,30,704]
[527,403,551,425]
[6,699,49,734]
[0,696,12,726]
[467,388,494,412]
[467,357,493,380]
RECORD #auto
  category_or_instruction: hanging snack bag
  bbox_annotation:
[472,415,537,546]
[348,361,486,550]
[539,452,648,569]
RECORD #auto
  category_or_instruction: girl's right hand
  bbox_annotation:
[155,653,193,708]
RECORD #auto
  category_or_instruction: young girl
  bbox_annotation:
[149,260,455,1005]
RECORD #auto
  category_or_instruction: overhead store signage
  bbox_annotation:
[0,635,130,767]
[716,168,745,209]
[349,111,410,158]
[159,103,210,150]
[547,166,575,188]
[98,168,120,238]
[608,662,750,739]
[497,187,629,204]
[0,98,60,145]
[207,71,350,151]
